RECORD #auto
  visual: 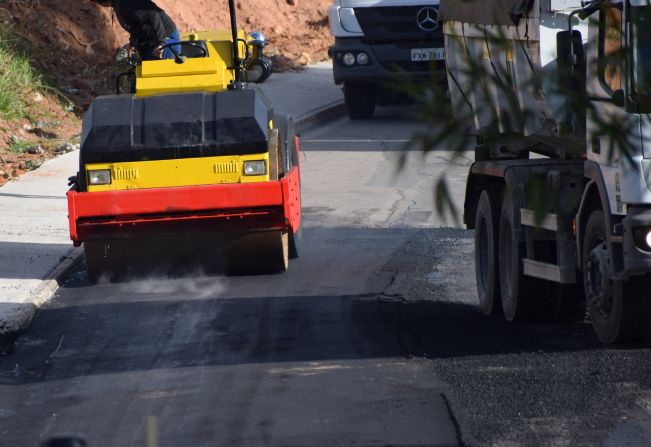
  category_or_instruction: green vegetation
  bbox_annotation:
[0,26,43,119]
[7,136,34,153]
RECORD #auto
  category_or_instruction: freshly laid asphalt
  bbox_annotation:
[0,62,343,337]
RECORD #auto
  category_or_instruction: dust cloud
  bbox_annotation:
[120,273,225,299]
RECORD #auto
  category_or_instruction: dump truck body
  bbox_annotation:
[441,0,651,343]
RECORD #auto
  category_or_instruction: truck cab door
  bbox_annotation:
[585,4,632,216]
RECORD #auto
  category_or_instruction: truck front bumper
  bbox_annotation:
[329,37,447,85]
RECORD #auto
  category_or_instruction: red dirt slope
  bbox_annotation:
[0,0,333,185]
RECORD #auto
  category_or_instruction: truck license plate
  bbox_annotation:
[411,48,445,62]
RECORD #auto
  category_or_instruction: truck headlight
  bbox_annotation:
[342,52,356,66]
[243,160,266,176]
[633,226,651,251]
[356,52,369,65]
[88,169,111,185]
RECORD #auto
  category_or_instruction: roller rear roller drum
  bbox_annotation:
[84,240,128,283]
[274,113,302,258]
[84,233,230,281]
[225,230,289,274]
[289,227,301,259]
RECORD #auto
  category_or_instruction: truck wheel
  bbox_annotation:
[582,210,649,343]
[344,81,376,120]
[474,190,502,315]
[498,192,534,321]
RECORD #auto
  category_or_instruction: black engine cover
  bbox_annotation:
[80,89,273,165]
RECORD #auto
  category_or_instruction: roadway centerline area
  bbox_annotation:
[2,107,651,447]
[0,107,466,447]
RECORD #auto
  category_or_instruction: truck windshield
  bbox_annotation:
[631,6,651,98]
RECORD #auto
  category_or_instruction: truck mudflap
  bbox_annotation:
[67,167,301,246]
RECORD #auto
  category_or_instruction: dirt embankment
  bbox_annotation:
[0,0,333,185]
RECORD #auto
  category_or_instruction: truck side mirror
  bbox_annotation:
[556,30,586,95]
[557,30,587,135]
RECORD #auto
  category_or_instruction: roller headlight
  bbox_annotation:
[342,52,356,66]
[88,169,111,185]
[247,31,267,48]
[243,160,266,176]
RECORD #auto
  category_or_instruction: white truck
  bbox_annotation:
[440,0,651,343]
[328,0,446,119]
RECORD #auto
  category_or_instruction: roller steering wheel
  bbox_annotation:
[158,41,208,60]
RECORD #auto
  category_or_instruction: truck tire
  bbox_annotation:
[498,192,535,321]
[344,81,376,120]
[582,210,650,343]
[474,189,502,315]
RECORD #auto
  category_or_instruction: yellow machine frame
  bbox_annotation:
[86,29,272,192]
[86,152,270,192]
[135,30,247,97]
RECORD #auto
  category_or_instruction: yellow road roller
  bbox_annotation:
[67,1,301,281]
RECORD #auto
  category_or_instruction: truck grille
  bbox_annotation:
[354,6,444,44]
[381,60,446,73]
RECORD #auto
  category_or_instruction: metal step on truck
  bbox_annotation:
[328,0,447,119]
[440,0,651,343]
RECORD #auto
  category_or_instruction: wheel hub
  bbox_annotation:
[586,242,613,318]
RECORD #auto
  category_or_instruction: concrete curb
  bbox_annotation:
[0,99,345,344]
[31,247,84,309]
[0,248,83,347]
[294,101,346,134]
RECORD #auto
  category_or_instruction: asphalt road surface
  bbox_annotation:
[2,106,651,447]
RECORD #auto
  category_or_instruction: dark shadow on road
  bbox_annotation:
[0,291,405,384]
[0,242,73,280]
[0,225,621,385]
[0,289,607,385]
